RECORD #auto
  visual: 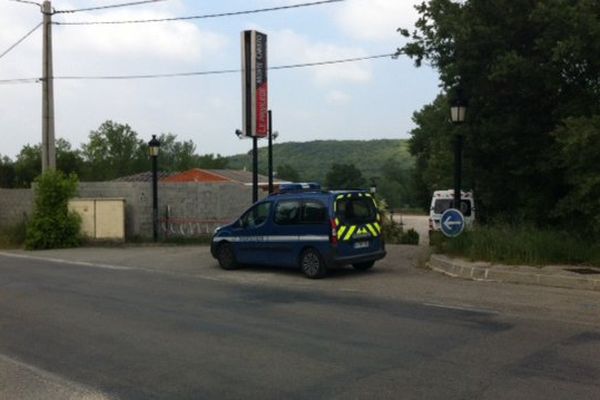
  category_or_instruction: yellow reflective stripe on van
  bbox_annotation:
[374,222,381,233]
[335,218,340,226]
[337,225,347,238]
[366,224,378,237]
[343,225,356,241]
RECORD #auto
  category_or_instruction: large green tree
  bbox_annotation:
[81,121,147,181]
[400,0,600,225]
[325,163,366,189]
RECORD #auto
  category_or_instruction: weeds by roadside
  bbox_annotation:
[431,225,600,267]
[0,221,27,249]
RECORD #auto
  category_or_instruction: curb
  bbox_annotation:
[429,255,600,292]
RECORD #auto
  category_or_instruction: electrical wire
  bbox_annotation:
[54,0,166,14]
[53,0,344,26]
[0,21,42,60]
[0,77,39,84]
[0,53,394,84]
[53,53,394,80]
[8,0,41,7]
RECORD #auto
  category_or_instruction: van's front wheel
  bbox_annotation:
[217,242,238,270]
[300,248,326,279]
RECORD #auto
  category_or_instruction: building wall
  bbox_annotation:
[0,183,258,238]
[0,188,34,228]
[78,182,257,238]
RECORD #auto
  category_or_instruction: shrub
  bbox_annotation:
[0,219,28,248]
[433,225,600,266]
[25,170,81,250]
[374,195,420,245]
[400,228,420,245]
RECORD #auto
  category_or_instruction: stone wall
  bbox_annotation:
[78,182,258,238]
[0,188,33,228]
[0,182,260,238]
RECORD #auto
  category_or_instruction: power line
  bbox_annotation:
[8,0,41,7]
[54,0,166,14]
[0,77,39,84]
[53,53,395,80]
[53,0,344,26]
[0,53,394,84]
[0,21,42,60]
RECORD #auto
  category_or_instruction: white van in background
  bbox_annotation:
[428,190,476,237]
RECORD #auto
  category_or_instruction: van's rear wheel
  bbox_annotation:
[300,248,326,279]
[352,261,374,271]
[217,242,238,270]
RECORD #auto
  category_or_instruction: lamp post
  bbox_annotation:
[267,110,279,194]
[148,135,160,242]
[450,96,467,211]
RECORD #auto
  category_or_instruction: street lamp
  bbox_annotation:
[148,134,160,242]
[267,110,280,194]
[450,95,467,211]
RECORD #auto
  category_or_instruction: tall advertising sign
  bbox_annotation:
[241,30,268,138]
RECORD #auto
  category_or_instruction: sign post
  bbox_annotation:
[440,209,466,238]
[241,30,268,202]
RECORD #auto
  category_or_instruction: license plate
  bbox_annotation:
[354,241,369,249]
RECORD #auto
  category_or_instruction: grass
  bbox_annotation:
[431,225,600,267]
[0,221,27,249]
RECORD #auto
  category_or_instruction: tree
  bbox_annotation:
[325,163,366,189]
[81,121,146,181]
[276,163,301,182]
[553,116,600,235]
[0,155,15,188]
[56,138,85,177]
[377,158,417,209]
[399,0,600,226]
[14,144,41,188]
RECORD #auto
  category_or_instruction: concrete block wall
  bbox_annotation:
[0,182,259,238]
[78,182,257,238]
[0,188,33,229]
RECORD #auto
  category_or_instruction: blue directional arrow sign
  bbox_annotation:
[440,208,465,238]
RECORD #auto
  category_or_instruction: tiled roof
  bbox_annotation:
[112,171,174,182]
[162,169,229,183]
[113,169,285,185]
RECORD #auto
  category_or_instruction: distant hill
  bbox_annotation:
[225,139,414,183]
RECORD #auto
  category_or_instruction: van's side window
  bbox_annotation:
[275,201,301,225]
[241,202,272,228]
[302,201,327,224]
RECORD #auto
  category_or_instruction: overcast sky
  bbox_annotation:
[0,0,440,159]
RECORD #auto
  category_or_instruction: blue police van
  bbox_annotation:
[210,184,386,278]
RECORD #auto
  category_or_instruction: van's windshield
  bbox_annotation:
[336,197,377,224]
[433,199,472,216]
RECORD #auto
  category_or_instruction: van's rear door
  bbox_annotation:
[334,193,382,257]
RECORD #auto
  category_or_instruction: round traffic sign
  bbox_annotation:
[440,208,465,238]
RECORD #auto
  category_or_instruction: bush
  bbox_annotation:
[25,170,81,250]
[0,220,28,248]
[433,225,600,266]
[375,197,420,245]
[401,228,420,245]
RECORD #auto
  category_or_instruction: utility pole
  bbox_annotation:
[268,110,273,194]
[41,0,56,172]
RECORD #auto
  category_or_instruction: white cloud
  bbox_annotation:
[270,29,371,85]
[327,89,351,105]
[335,0,419,43]
[55,9,227,64]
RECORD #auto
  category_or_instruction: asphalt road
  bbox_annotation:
[1,246,599,399]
